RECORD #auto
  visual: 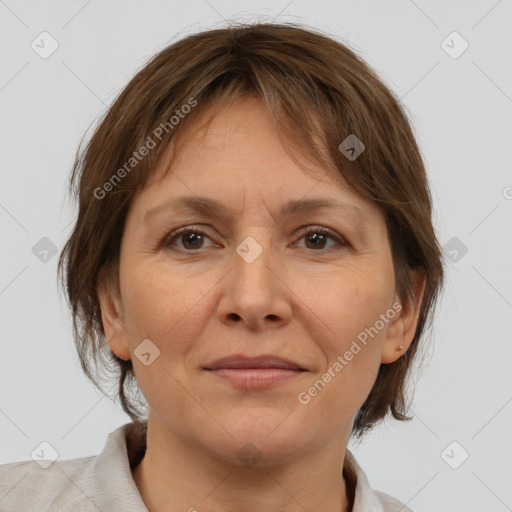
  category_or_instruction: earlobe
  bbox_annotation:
[97,275,131,361]
[380,309,407,364]
[380,269,427,364]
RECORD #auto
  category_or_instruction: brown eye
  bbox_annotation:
[162,225,347,253]
[164,227,215,250]
[293,226,347,252]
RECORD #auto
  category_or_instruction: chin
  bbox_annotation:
[198,412,311,465]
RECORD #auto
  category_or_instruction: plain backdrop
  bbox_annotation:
[1,1,511,511]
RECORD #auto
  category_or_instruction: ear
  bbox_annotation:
[380,268,427,364]
[97,269,131,361]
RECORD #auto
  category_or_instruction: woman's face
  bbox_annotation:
[100,96,422,464]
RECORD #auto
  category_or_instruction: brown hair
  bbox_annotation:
[57,21,445,439]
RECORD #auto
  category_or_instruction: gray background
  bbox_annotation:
[1,1,511,511]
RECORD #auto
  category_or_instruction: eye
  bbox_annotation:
[163,225,347,252]
[163,226,217,251]
[292,226,347,252]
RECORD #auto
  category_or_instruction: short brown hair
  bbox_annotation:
[57,21,445,439]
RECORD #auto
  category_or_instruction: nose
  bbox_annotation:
[217,235,293,331]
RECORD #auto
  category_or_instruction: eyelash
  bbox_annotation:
[161,225,348,253]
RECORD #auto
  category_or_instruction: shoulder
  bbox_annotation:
[0,422,147,512]
[374,490,414,512]
[0,455,95,511]
[344,449,414,512]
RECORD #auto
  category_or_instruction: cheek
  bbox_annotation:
[301,362,378,434]
[121,262,209,340]
[120,266,205,420]
[299,260,394,350]
[296,265,393,422]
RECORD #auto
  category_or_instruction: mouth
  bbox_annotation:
[204,354,307,390]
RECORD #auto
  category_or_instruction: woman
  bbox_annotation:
[0,22,444,511]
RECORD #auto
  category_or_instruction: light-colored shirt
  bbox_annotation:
[0,422,413,511]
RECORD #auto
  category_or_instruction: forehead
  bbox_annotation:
[131,96,380,222]
[151,96,331,181]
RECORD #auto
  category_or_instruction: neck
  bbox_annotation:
[131,416,354,512]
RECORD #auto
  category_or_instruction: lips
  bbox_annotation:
[204,354,306,390]
[205,354,306,371]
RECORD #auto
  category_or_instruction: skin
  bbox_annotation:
[98,95,426,512]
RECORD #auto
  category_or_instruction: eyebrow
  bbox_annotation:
[143,195,369,228]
